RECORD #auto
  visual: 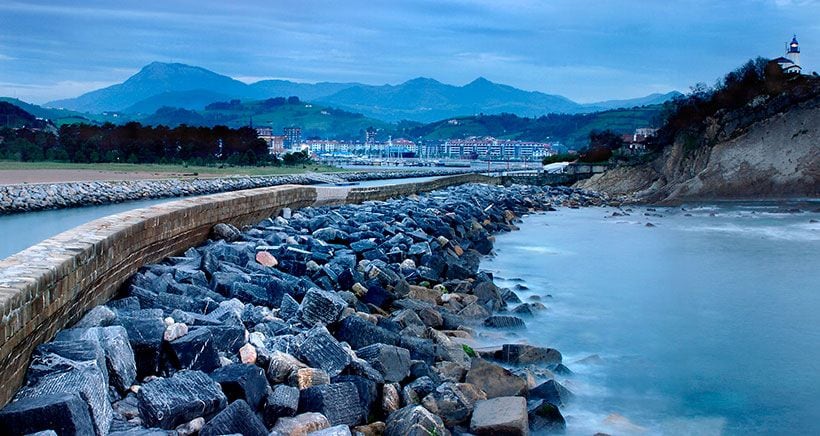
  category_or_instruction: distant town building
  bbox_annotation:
[365,127,377,145]
[283,126,302,150]
[621,127,658,154]
[255,128,286,155]
[775,35,802,74]
[444,136,553,160]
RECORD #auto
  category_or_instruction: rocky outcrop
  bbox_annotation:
[577,89,820,202]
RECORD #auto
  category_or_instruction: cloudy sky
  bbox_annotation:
[1,0,818,104]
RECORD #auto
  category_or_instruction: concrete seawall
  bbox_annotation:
[0,173,496,406]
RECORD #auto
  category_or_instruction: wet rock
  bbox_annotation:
[210,364,269,410]
[483,315,526,329]
[298,289,348,325]
[270,412,330,436]
[420,382,486,427]
[465,358,528,398]
[384,405,448,436]
[137,370,227,429]
[0,393,95,436]
[295,326,352,377]
[470,396,528,436]
[528,400,566,433]
[200,399,267,436]
[264,385,300,427]
[496,344,562,366]
[166,327,221,372]
[356,344,411,383]
[529,379,574,407]
[299,382,364,426]
[553,363,573,375]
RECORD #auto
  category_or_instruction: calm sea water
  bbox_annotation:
[481,202,820,435]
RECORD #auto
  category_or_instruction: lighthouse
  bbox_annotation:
[775,35,802,74]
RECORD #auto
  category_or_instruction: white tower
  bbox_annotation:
[787,35,800,67]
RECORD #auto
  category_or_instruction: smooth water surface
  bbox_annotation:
[481,202,820,435]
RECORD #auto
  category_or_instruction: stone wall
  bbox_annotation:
[0,174,497,406]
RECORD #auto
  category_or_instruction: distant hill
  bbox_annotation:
[43,62,680,121]
[0,101,40,128]
[584,91,683,111]
[47,62,253,113]
[0,97,95,126]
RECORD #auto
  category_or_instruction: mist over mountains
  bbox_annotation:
[46,62,680,122]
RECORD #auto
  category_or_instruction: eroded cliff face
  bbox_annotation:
[577,94,819,203]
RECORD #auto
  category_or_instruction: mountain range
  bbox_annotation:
[46,62,681,123]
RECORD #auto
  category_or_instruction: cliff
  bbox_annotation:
[577,79,820,203]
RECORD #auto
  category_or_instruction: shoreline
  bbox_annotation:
[0,168,477,215]
[0,182,607,435]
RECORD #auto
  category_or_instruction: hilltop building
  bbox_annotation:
[775,35,802,74]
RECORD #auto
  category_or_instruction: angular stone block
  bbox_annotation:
[465,358,528,398]
[529,379,574,407]
[210,364,269,410]
[299,382,364,427]
[0,393,94,436]
[264,384,300,428]
[199,400,267,436]
[270,412,330,436]
[470,396,528,436]
[355,344,411,383]
[295,326,351,377]
[298,289,347,325]
[384,405,448,436]
[137,370,227,429]
[166,328,221,372]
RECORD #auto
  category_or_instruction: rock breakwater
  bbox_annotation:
[0,183,605,435]
[0,168,474,214]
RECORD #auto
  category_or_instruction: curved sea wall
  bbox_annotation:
[0,168,478,214]
[0,173,494,409]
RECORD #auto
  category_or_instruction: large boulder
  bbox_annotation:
[298,289,348,325]
[166,327,221,372]
[384,405,449,436]
[137,370,227,429]
[56,326,137,393]
[470,396,528,436]
[199,399,267,436]
[420,382,486,427]
[295,326,351,377]
[465,358,528,398]
[0,393,95,436]
[355,344,411,383]
[264,385,300,427]
[117,315,165,378]
[528,400,566,433]
[299,382,364,427]
[209,364,269,410]
[267,351,308,384]
[496,344,562,366]
[335,316,399,350]
[529,379,574,407]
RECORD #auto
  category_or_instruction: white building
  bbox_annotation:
[775,35,802,75]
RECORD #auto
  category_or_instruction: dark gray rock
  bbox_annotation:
[263,384,300,427]
[199,399,267,436]
[117,315,165,378]
[528,400,566,433]
[210,364,269,410]
[384,405,448,436]
[530,379,574,407]
[279,293,300,320]
[335,316,399,350]
[56,326,137,393]
[295,326,351,377]
[137,370,227,429]
[166,328,221,372]
[331,375,379,422]
[212,223,241,242]
[298,289,347,325]
[0,393,95,436]
[483,315,525,329]
[496,344,562,366]
[74,305,116,328]
[230,282,280,307]
[298,382,364,427]
[355,344,411,383]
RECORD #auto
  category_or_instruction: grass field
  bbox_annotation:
[0,161,349,176]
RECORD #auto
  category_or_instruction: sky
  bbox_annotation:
[0,0,818,104]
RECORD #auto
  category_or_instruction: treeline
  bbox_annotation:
[0,121,311,166]
[652,57,818,150]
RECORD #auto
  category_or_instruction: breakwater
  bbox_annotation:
[0,180,607,435]
[0,168,476,214]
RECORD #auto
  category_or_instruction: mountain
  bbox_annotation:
[0,97,95,125]
[43,62,680,121]
[316,77,585,122]
[47,62,253,113]
[584,91,683,111]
